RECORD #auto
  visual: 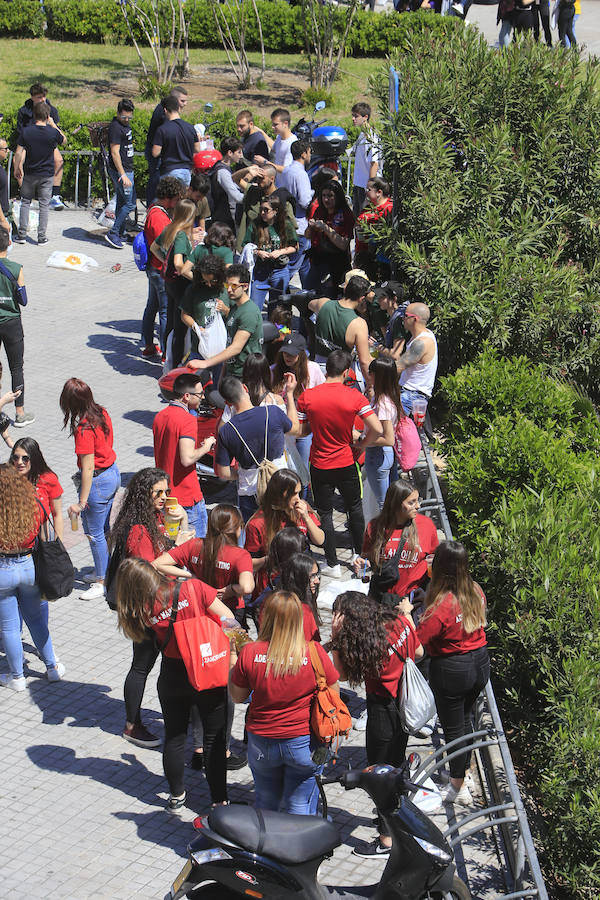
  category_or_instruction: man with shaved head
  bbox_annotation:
[395,301,438,415]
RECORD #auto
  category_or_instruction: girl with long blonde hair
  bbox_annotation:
[229,590,340,815]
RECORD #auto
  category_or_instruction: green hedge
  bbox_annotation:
[440,355,600,897]
[0,0,459,54]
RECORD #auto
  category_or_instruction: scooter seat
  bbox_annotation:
[208,805,341,865]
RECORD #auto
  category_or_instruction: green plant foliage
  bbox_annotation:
[0,0,457,55]
[370,28,600,400]
[301,88,334,109]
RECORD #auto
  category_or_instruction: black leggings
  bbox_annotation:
[366,693,408,836]
[191,690,235,751]
[157,655,227,801]
[123,631,160,725]
[558,6,575,46]
[310,463,364,567]
[533,0,552,45]
[429,646,490,779]
[0,316,25,406]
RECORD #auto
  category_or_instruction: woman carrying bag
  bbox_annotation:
[116,556,235,811]
[10,437,64,540]
[230,590,340,815]
[0,464,64,691]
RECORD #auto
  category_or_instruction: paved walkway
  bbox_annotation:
[0,209,502,899]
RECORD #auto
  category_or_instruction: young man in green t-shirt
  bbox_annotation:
[188,264,263,379]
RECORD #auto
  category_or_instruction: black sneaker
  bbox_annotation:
[353,839,391,858]
[38,237,49,245]
[167,792,186,811]
[122,723,161,748]
[226,751,248,771]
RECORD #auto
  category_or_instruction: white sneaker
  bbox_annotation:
[353,709,368,732]
[80,582,105,601]
[443,783,473,806]
[82,572,98,583]
[0,673,27,692]
[320,564,342,578]
[47,661,66,682]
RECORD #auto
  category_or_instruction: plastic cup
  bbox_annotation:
[426,554,434,578]
[412,397,428,428]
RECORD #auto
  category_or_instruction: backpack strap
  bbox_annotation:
[308,640,326,690]
[263,405,269,460]
[228,420,261,468]
[0,259,18,285]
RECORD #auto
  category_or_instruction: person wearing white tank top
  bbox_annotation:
[396,302,438,415]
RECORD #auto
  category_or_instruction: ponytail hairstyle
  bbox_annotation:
[201,504,244,587]
[423,541,486,635]
[368,481,420,567]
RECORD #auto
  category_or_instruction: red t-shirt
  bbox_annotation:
[153,403,203,507]
[20,503,47,551]
[35,471,63,512]
[310,206,355,251]
[168,538,253,611]
[364,616,421,698]
[145,204,171,271]
[244,510,320,598]
[417,590,487,657]
[297,383,374,470]
[148,578,218,659]
[362,514,439,597]
[125,513,168,562]
[74,409,116,470]
[232,640,338,738]
[355,198,393,254]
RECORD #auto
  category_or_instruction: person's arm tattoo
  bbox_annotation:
[397,338,425,372]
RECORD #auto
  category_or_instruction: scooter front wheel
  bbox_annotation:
[426,873,471,900]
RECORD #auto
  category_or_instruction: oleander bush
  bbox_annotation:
[440,354,600,897]
[0,0,459,54]
[371,28,600,402]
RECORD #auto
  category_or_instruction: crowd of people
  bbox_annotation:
[0,82,491,861]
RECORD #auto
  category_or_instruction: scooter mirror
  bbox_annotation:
[204,102,214,114]
[315,100,326,111]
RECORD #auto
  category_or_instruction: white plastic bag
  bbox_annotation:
[163,329,192,372]
[317,578,369,612]
[96,194,116,228]
[12,200,39,234]
[398,657,437,735]
[284,434,310,486]
[193,313,227,359]
[46,250,99,273]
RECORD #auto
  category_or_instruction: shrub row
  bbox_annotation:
[0,0,458,54]
[439,353,600,897]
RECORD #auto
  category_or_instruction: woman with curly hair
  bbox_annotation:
[0,464,64,691]
[245,469,324,604]
[109,466,189,749]
[280,553,321,641]
[329,590,423,857]
[355,481,439,599]
[60,378,121,601]
[10,437,64,540]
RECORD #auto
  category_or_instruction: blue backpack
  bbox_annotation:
[132,231,149,271]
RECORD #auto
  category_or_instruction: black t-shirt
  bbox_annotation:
[17,99,60,137]
[20,124,62,177]
[243,130,269,164]
[145,102,166,155]
[108,117,134,173]
[153,119,197,174]
[0,166,8,215]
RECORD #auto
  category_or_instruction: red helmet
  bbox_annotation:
[193,149,222,172]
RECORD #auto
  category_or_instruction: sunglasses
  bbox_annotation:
[152,488,168,497]
[11,454,30,463]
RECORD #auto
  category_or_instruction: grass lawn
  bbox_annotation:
[0,39,385,122]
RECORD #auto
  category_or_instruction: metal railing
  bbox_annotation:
[412,433,548,900]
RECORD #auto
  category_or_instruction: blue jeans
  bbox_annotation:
[142,266,168,350]
[247,731,323,815]
[110,170,136,237]
[165,167,191,187]
[498,19,512,47]
[288,235,311,288]
[401,389,428,416]
[184,499,208,538]
[251,265,289,312]
[0,555,57,677]
[364,446,395,511]
[295,433,313,500]
[81,463,121,579]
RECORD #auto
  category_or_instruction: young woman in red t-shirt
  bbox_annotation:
[60,378,121,601]
[230,590,339,815]
[154,504,255,772]
[245,468,324,602]
[10,437,64,540]
[357,480,439,599]
[329,590,423,858]
[305,180,355,298]
[116,556,234,811]
[280,553,322,642]
[109,467,189,749]
[401,540,489,808]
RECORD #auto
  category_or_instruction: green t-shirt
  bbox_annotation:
[172,231,193,261]
[188,243,234,268]
[243,221,298,268]
[0,258,22,323]
[226,298,264,377]
[180,282,229,327]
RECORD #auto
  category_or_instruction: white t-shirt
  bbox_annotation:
[273,134,298,186]
[353,131,381,189]
[375,394,398,428]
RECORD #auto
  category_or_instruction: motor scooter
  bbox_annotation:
[293,102,349,182]
[167,761,471,900]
